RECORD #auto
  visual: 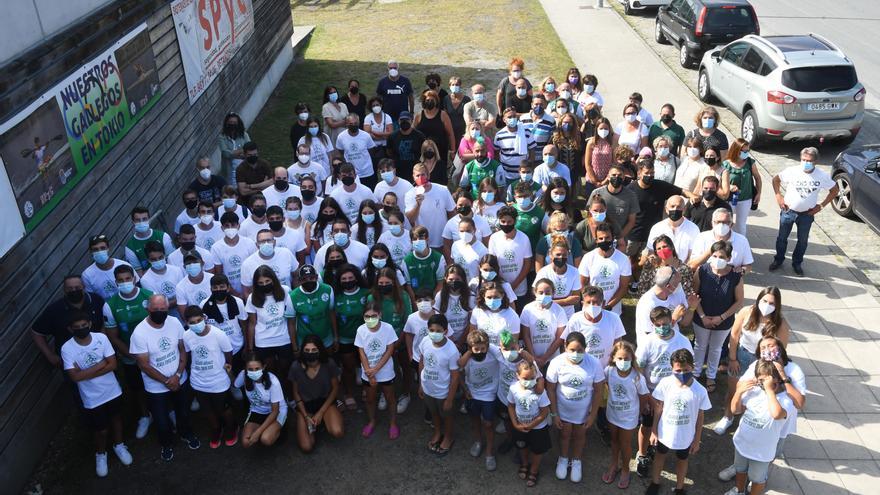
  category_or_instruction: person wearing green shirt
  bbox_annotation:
[506,160,541,203]
[331,264,369,411]
[403,226,446,294]
[647,104,686,156]
[459,139,504,199]
[367,267,415,413]
[126,206,173,275]
[289,265,337,350]
[512,181,545,250]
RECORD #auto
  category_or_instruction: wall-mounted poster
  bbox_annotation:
[0,23,161,257]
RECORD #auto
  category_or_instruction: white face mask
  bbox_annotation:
[758,301,776,316]
[200,214,213,225]
[584,304,602,319]
[372,105,382,114]
[597,128,610,139]
[713,223,731,237]
[199,168,212,180]
[297,154,310,164]
[459,231,474,244]
[417,300,433,314]
[388,68,399,77]
[709,256,728,270]
[224,227,238,239]
[687,147,700,158]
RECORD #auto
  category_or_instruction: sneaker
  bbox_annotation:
[570,459,582,483]
[718,464,737,482]
[769,260,782,271]
[459,402,468,415]
[225,426,239,447]
[469,441,482,458]
[378,394,388,411]
[182,433,201,450]
[485,456,497,471]
[95,452,108,477]
[135,416,152,439]
[210,429,223,449]
[714,416,734,435]
[161,446,174,462]
[555,456,570,480]
[190,398,200,412]
[230,386,243,401]
[793,265,804,277]
[112,443,133,466]
[644,482,660,495]
[396,394,410,414]
[636,455,651,478]
[724,488,745,495]
[494,421,507,434]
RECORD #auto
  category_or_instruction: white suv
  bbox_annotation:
[697,34,866,147]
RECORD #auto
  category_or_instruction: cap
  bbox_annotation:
[398,111,413,121]
[298,264,318,279]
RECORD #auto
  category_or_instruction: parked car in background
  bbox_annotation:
[831,144,880,234]
[619,0,671,16]
[698,34,866,147]
[655,0,759,68]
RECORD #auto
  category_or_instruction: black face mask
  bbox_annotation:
[472,352,487,362]
[499,223,515,234]
[641,176,654,186]
[252,207,267,218]
[71,326,91,339]
[424,100,436,110]
[349,86,359,94]
[702,190,718,201]
[268,220,284,231]
[427,82,438,89]
[597,240,614,252]
[257,283,274,294]
[660,115,673,124]
[587,108,600,120]
[275,179,289,191]
[347,124,359,133]
[341,176,355,186]
[448,280,465,292]
[457,205,472,216]
[211,289,228,301]
[424,150,436,159]
[667,209,683,221]
[180,241,196,251]
[341,279,358,291]
[301,189,316,201]
[246,155,259,164]
[705,157,718,166]
[225,124,237,133]
[399,120,412,131]
[301,281,318,292]
[382,204,394,214]
[65,289,85,304]
[552,257,567,268]
[184,199,198,210]
[150,311,169,325]
[608,176,623,188]
[378,285,392,295]
[301,352,319,363]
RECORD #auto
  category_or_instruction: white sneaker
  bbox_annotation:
[230,386,243,401]
[469,441,482,458]
[485,456,497,471]
[555,457,570,480]
[570,459,582,483]
[718,464,737,481]
[190,398,200,412]
[135,416,152,439]
[378,394,387,411]
[714,416,734,435]
[396,394,410,414]
[113,443,133,466]
[95,452,108,477]
[494,421,507,434]
[723,488,745,495]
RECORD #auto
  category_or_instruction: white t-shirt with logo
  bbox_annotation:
[403,311,431,356]
[239,217,270,241]
[262,184,303,210]
[129,318,189,394]
[497,352,542,404]
[778,166,835,212]
[195,222,224,251]
[61,333,122,409]
[634,286,688,348]
[741,360,806,438]
[355,322,398,382]
[82,259,138,300]
[414,338,461,399]
[533,264,582,318]
[377,230,412,267]
[450,240,487,282]
[561,310,626,367]
[273,227,308,256]
[374,177,413,204]
[652,376,712,450]
[578,248,632,314]
[546,353,605,424]
[240,247,298,288]
[433,292,473,341]
[183,326,233,393]
[210,237,258,294]
[605,366,650,430]
[733,388,797,462]
[646,218,701,262]
[176,275,212,308]
[200,296,247,354]
[636,331,694,390]
[519,301,567,358]
[234,370,288,418]
[245,288,294,347]
[488,230,533,296]
[470,307,520,346]
[140,265,185,303]
[464,345,502,402]
[507,384,551,428]
[331,184,376,224]
[313,240,370,274]
[468,277,517,305]
[335,130,376,178]
[405,184,456,248]
[287,163,329,196]
[301,199,323,226]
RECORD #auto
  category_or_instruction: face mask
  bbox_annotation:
[713,223,731,237]
[301,281,318,292]
[460,231,474,244]
[412,239,427,252]
[297,111,309,121]
[758,301,776,316]
[450,85,461,94]
[667,209,683,221]
[687,147,700,158]
[341,280,358,291]
[485,297,502,311]
[189,320,206,334]
[389,224,403,235]
[802,160,814,172]
[364,316,380,328]
[92,250,110,264]
[259,243,275,257]
[480,191,495,203]
[502,349,519,362]
[705,156,718,166]
[474,93,485,102]
[117,281,135,294]
[301,189,316,202]
[301,352,319,363]
[701,117,715,128]
[702,190,717,201]
[185,263,202,277]
[247,369,263,380]
[655,323,673,338]
[588,209,607,222]
[222,227,239,240]
[597,128,610,139]
[557,106,569,115]
[308,127,319,136]
[472,351,487,362]
[511,70,522,79]
[72,326,91,339]
[456,205,472,216]
[660,115,673,124]
[424,100,437,110]
[616,359,632,372]
[519,173,533,183]
[347,124,359,133]
[544,83,555,92]
[499,223,515,234]
[539,294,553,306]
[292,153,309,165]
[150,258,167,271]
[252,207,267,218]
[268,220,284,232]
[583,304,602,319]
[417,300,433,314]
[428,331,445,343]
[552,257,567,269]
[212,289,228,300]
[399,120,412,130]
[371,257,387,269]
[506,118,518,129]
[285,209,301,221]
[597,240,613,252]
[470,129,481,139]
[415,176,428,186]
[388,68,399,77]
[559,91,571,100]
[709,256,728,270]
[568,351,584,364]
[200,214,214,225]
[532,104,543,114]
[150,310,169,325]
[657,247,674,260]
[361,213,376,224]
[341,175,357,187]
[641,175,655,187]
[657,148,670,158]
[246,155,259,165]
[519,378,536,389]
[761,348,781,362]
[184,199,199,209]
[65,289,85,303]
[328,93,338,103]
[333,232,349,246]
[378,170,396,184]
[739,151,750,161]
[543,154,557,166]
[222,198,237,210]
[257,283,274,294]
[134,221,150,233]
[481,269,496,281]
[180,240,196,251]
[585,84,595,94]
[198,167,213,181]
[561,122,572,133]
[674,371,693,385]
[625,114,637,123]
[516,197,532,209]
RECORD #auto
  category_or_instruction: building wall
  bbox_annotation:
[0,0,294,490]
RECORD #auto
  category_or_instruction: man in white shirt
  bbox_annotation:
[578,223,631,314]
[688,208,754,272]
[634,267,696,348]
[175,253,212,316]
[261,167,301,209]
[288,143,329,196]
[373,158,413,204]
[240,230,298,298]
[313,218,370,273]
[770,147,839,276]
[82,234,139,300]
[404,163,455,248]
[335,114,377,188]
[266,206,307,263]
[210,212,257,297]
[174,190,200,238]
[487,205,533,300]
[330,162,375,224]
[167,225,216,272]
[194,201,224,251]
[141,241,185,308]
[239,194,270,240]
[646,195,701,262]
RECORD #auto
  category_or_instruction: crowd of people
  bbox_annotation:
[32,57,841,494]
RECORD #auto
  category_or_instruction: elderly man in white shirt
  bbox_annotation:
[645,195,701,262]
[688,208,754,273]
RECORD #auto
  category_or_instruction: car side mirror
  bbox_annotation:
[712,52,722,63]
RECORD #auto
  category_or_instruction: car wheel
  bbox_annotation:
[679,44,694,68]
[697,69,714,103]
[624,0,633,15]
[832,173,855,217]
[655,19,669,44]
[741,109,765,148]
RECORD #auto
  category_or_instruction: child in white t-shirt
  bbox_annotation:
[646,349,711,495]
[231,354,287,448]
[458,330,501,471]
[603,341,649,489]
[354,302,399,439]
[507,360,552,488]
[520,279,567,368]
[414,314,461,456]
[403,290,435,363]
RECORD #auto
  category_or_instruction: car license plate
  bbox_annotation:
[806,102,840,111]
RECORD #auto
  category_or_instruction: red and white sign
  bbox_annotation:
[171,0,255,104]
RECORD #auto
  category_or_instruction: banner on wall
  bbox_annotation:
[171,0,255,104]
[0,23,161,255]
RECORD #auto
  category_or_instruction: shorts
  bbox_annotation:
[246,409,287,427]
[255,344,294,364]
[729,345,758,378]
[512,426,552,455]
[734,448,770,484]
[230,350,245,375]
[655,440,690,460]
[364,377,395,387]
[81,396,123,431]
[466,398,496,422]
[303,398,326,415]
[625,240,647,258]
[121,362,144,392]
[336,342,357,354]
[640,410,654,428]
[423,395,452,418]
[194,390,230,416]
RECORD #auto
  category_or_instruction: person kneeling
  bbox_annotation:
[289,335,345,452]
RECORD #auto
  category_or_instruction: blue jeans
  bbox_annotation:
[146,384,193,448]
[774,209,814,267]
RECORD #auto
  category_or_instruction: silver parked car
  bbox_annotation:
[697,34,866,147]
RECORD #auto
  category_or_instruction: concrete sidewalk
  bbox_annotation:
[541,1,880,494]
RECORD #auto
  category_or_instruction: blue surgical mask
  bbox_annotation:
[506,118,518,129]
[412,239,427,252]
[381,171,395,184]
[516,197,532,209]
[362,213,375,224]
[802,160,815,172]
[390,224,403,235]
[222,198,236,209]
[657,148,670,158]
[371,257,387,269]
[702,117,715,128]
[246,369,263,380]
[185,263,202,277]
[592,211,607,222]
[674,371,693,385]
[481,269,496,281]
[520,173,533,182]
[520,378,537,389]
[428,331,445,343]
[259,242,275,257]
[616,359,632,372]
[470,129,481,139]
[544,155,556,166]
[568,351,584,364]
[285,209,301,221]
[485,297,502,311]
[189,320,206,333]
[133,221,150,233]
[502,349,519,362]
[329,92,338,103]
[474,93,485,103]
[545,83,555,92]
[333,232,349,246]
[92,250,109,264]
[585,84,595,94]
[150,259,167,271]
[539,294,553,306]
[117,281,135,294]
[551,193,566,204]
[308,127,319,136]
[740,151,750,160]
[480,191,495,203]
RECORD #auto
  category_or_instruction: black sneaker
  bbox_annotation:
[182,434,201,450]
[769,260,782,271]
[793,265,804,277]
[636,455,651,478]
[161,446,174,462]
[644,482,660,495]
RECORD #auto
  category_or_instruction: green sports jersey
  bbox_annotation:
[367,292,411,335]
[403,249,443,292]
[105,288,153,364]
[515,205,545,249]
[335,288,369,344]
[126,230,166,270]
[464,158,503,199]
[289,283,334,347]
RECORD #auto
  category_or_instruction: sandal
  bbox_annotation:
[526,472,539,487]
[602,467,620,484]
[361,424,375,438]
[428,436,443,452]
[706,379,717,393]
[388,424,400,440]
[518,465,529,480]
[344,397,357,411]
[617,471,631,489]
[435,440,454,457]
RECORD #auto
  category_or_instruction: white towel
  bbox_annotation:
[512,125,528,156]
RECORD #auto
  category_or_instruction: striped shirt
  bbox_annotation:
[493,128,536,181]
[519,112,556,147]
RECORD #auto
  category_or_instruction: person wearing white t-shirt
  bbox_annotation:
[404,164,456,248]
[194,202,224,252]
[546,332,605,483]
[168,225,217,272]
[313,219,370,273]
[645,195,701,262]
[262,167,302,209]
[449,217,488,281]
[61,312,132,477]
[533,144,571,190]
[298,126,334,177]
[507,359,552,487]
[82,235,139,301]
[266,206,307,261]
[355,302,399,439]
[231,355,287,448]
[441,191,493,260]
[174,190,201,236]
[404,294,435,362]
[487,205,533,298]
[218,187,249,225]
[414,314,461,455]
[533,243,581,318]
[288,144,329,196]
[377,208,411,266]
[129,295,199,460]
[634,267,695,348]
[688,208,754,272]
[240,231,299,298]
[603,341,649,489]
[335,115,377,186]
[141,242,185,308]
[373,159,413,204]
[771,147,838,275]
[298,177,323,226]
[211,212,257,297]
[458,330,502,471]
[175,254,212,317]
[560,287,626,368]
[201,274,248,370]
[578,223,631,314]
[364,98,393,147]
[468,283,520,346]
[239,195,270,241]
[330,162,375,224]
[182,307,236,448]
[520,280,567,367]
[645,349,711,495]
[433,266,473,343]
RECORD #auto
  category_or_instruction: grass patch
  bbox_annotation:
[249,0,575,165]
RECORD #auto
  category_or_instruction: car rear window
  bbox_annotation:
[782,66,858,92]
[705,7,755,28]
